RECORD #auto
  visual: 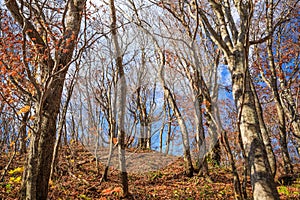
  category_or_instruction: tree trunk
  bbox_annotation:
[146,123,151,149]
[277,69,300,141]
[159,104,166,153]
[264,2,293,174]
[267,58,293,175]
[21,76,65,200]
[250,80,277,177]
[193,91,208,176]
[165,104,172,155]
[160,72,194,177]
[136,87,150,150]
[165,121,172,154]
[228,51,279,200]
[50,68,77,181]
[188,59,208,175]
[110,0,129,196]
[101,91,116,181]
[101,133,115,182]
[221,131,243,200]
[19,111,29,155]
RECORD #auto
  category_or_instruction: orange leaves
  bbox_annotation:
[70,33,76,41]
[101,187,122,196]
[164,49,178,68]
[26,29,33,33]
[1,66,6,73]
[101,188,113,195]
[17,105,31,115]
[112,137,118,145]
[203,99,211,107]
[62,48,70,53]
[0,16,40,105]
[10,70,18,77]
[24,57,31,62]
[10,141,15,148]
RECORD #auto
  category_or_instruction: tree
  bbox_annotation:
[127,45,158,150]
[50,63,80,181]
[155,0,299,198]
[3,0,86,199]
[109,0,129,196]
[197,1,279,198]
[251,0,294,175]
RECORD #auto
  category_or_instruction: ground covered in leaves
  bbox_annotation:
[1,143,299,199]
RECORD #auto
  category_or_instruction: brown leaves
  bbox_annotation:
[1,143,299,199]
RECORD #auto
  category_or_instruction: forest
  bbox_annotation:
[0,0,299,199]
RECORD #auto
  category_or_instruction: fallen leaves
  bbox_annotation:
[101,187,122,195]
[1,144,299,200]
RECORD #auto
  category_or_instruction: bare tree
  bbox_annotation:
[109,0,129,196]
[155,0,294,199]
[252,0,294,175]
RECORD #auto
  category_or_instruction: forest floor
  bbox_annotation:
[0,142,299,200]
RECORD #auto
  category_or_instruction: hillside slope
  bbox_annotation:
[1,143,299,199]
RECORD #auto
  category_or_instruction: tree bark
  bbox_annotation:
[101,84,117,182]
[165,103,173,155]
[266,40,293,175]
[188,74,208,175]
[22,83,64,200]
[221,131,243,200]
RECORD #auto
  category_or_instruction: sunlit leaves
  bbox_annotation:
[17,105,31,115]
[9,176,22,183]
[8,167,24,175]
